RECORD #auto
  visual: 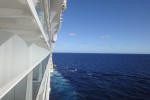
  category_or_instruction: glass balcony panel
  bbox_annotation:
[32,55,49,100]
[1,76,27,100]
[1,55,50,100]
[33,0,49,38]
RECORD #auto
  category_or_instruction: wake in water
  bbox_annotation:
[49,71,77,100]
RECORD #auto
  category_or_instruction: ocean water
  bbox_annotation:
[50,53,150,100]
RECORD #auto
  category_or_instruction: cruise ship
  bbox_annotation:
[0,0,67,100]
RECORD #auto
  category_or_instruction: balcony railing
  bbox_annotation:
[1,55,50,100]
[32,0,50,44]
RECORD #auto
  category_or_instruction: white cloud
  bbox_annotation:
[99,35,110,39]
[69,33,76,36]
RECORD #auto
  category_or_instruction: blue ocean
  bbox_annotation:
[49,53,150,100]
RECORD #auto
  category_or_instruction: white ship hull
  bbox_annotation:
[0,0,67,100]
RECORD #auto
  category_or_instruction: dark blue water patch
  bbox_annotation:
[52,53,150,100]
[49,71,77,100]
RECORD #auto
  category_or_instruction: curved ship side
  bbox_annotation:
[0,0,67,100]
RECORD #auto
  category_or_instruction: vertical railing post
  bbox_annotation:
[25,71,33,100]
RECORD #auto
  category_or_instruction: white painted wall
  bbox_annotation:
[0,31,29,88]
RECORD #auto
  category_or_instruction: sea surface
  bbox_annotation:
[49,53,150,100]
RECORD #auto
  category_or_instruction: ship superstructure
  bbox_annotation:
[0,0,66,100]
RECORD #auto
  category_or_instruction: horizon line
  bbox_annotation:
[53,52,150,55]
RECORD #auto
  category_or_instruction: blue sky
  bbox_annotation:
[53,0,150,54]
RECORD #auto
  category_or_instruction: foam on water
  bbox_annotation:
[52,53,150,100]
[49,71,77,100]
